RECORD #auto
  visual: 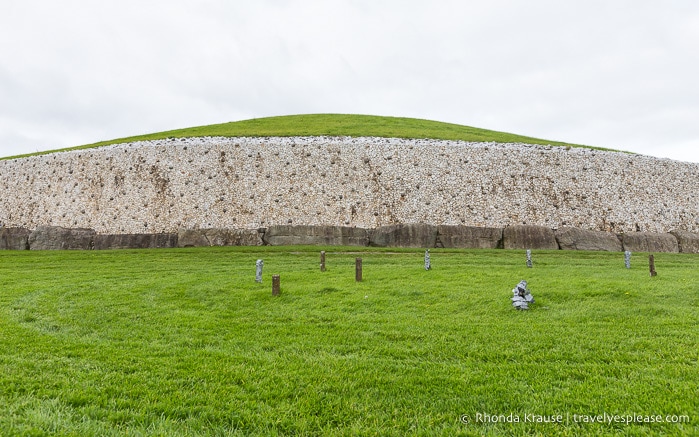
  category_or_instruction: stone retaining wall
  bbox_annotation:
[3,224,699,253]
[1,137,698,239]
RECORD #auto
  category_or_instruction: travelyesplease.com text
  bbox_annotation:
[461,412,690,425]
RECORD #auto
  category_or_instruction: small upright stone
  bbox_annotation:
[255,259,264,283]
[526,249,533,268]
[624,251,631,269]
[424,249,431,270]
[272,274,280,296]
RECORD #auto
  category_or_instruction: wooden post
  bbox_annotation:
[649,254,657,277]
[272,275,280,295]
[355,258,362,282]
[320,251,326,272]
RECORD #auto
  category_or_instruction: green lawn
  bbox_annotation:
[0,247,696,436]
[2,114,615,160]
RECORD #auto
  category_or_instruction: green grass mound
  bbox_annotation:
[5,114,615,160]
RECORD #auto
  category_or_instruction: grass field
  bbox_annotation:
[0,246,696,436]
[2,114,617,160]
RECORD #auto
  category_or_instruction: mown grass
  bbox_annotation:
[0,247,697,436]
[2,114,616,160]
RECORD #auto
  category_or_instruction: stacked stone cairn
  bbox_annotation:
[511,280,534,310]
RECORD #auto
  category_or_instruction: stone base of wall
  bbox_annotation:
[2,225,697,253]
[555,227,623,252]
[0,227,30,250]
[263,225,369,246]
[503,225,559,250]
[94,233,179,250]
[621,232,680,253]
[670,231,699,254]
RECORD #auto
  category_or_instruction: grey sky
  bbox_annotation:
[1,0,698,162]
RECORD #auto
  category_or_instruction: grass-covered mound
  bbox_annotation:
[5,114,614,160]
[1,247,695,435]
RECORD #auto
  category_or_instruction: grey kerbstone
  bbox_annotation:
[670,231,699,253]
[177,229,209,247]
[555,227,623,251]
[264,225,370,246]
[0,227,30,250]
[93,233,178,250]
[503,225,559,250]
[621,232,679,253]
[203,228,263,246]
[369,224,438,248]
[437,225,503,249]
[178,228,263,247]
[28,226,96,250]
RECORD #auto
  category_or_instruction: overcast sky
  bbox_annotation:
[1,0,698,162]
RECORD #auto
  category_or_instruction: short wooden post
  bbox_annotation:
[320,251,326,272]
[272,275,280,295]
[649,254,657,277]
[355,258,362,282]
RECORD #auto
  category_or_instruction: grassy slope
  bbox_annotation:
[3,114,614,160]
[0,247,696,436]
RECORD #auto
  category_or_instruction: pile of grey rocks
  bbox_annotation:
[511,280,534,310]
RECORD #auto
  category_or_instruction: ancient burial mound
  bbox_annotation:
[1,115,698,252]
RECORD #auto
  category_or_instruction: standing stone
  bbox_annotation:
[255,259,264,283]
[320,251,326,272]
[424,249,431,270]
[526,250,533,268]
[649,254,657,277]
[355,258,362,282]
[272,275,280,296]
[624,251,632,269]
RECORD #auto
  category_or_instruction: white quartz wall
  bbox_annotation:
[1,137,697,234]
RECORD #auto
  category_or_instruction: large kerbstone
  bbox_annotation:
[437,225,503,249]
[555,227,623,251]
[178,228,264,247]
[263,225,369,246]
[0,227,30,250]
[28,226,96,250]
[94,233,178,250]
[621,232,679,253]
[369,224,438,248]
[503,225,559,250]
[670,231,699,253]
